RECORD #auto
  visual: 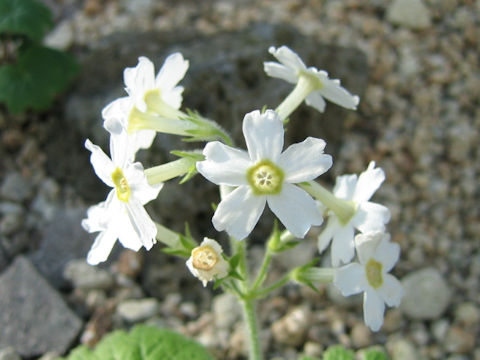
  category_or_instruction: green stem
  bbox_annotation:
[240,298,263,360]
[251,249,273,291]
[250,274,290,299]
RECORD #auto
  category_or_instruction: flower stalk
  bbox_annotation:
[145,157,197,185]
[275,75,317,121]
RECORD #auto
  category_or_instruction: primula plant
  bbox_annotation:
[79,45,403,359]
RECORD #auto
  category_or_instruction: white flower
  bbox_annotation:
[264,46,359,119]
[186,238,229,287]
[124,54,189,113]
[82,130,162,265]
[334,232,404,331]
[102,53,190,153]
[196,109,332,240]
[318,162,391,267]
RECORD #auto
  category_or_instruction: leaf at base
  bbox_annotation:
[0,44,79,113]
[56,325,214,360]
[0,0,53,41]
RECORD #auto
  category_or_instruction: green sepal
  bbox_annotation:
[268,220,300,253]
[170,150,205,184]
[181,109,232,145]
[161,223,197,258]
[0,0,53,42]
[229,253,241,269]
[290,258,322,293]
[211,202,218,212]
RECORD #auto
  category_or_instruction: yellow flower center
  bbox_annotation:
[366,259,383,289]
[192,245,219,271]
[111,167,131,202]
[247,160,284,195]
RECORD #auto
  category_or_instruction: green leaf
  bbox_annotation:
[0,0,53,41]
[299,357,321,360]
[323,345,354,360]
[364,349,390,360]
[57,325,214,360]
[0,43,79,113]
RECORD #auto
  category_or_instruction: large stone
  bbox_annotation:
[0,257,82,357]
[400,267,451,320]
[29,206,97,289]
[0,173,33,203]
[387,0,432,30]
[63,259,115,290]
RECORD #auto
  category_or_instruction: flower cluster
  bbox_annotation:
[82,46,403,333]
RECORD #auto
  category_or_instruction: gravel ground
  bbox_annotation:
[1,0,479,359]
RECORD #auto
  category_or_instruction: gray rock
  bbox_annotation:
[401,267,451,320]
[0,203,24,236]
[389,338,422,360]
[387,0,432,30]
[454,302,480,327]
[0,257,82,357]
[0,173,33,203]
[0,347,20,360]
[213,293,241,330]
[64,259,115,290]
[445,326,476,354]
[29,207,97,288]
[44,20,74,50]
[271,305,311,347]
[116,298,160,322]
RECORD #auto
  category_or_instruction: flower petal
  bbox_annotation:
[353,162,385,202]
[82,201,110,233]
[319,78,360,110]
[124,57,156,112]
[212,185,266,240]
[123,198,157,250]
[334,263,367,296]
[305,91,326,113]
[317,215,340,253]
[109,128,130,168]
[156,53,189,93]
[161,85,184,110]
[86,227,118,265]
[355,232,384,265]
[267,183,323,238]
[378,274,404,307]
[197,141,251,186]
[263,61,297,83]
[331,223,355,266]
[352,202,391,233]
[278,137,332,183]
[363,290,385,332]
[374,237,400,272]
[243,109,284,162]
[333,174,358,200]
[85,139,115,187]
[269,46,306,72]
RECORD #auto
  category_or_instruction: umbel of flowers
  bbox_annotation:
[83,46,403,360]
